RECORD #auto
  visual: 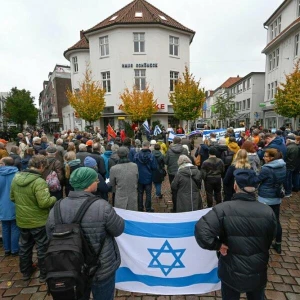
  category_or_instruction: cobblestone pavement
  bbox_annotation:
[0,140,300,299]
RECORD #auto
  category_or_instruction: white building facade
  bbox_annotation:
[63,0,195,131]
[262,0,300,129]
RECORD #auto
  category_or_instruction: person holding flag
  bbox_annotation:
[107,124,117,141]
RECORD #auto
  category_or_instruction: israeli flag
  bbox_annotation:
[142,120,150,133]
[168,132,185,142]
[115,209,220,295]
[153,125,162,136]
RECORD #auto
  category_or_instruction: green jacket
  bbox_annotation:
[10,169,56,228]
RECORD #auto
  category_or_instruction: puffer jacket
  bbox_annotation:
[101,151,112,179]
[46,191,125,282]
[171,164,202,212]
[134,149,157,184]
[0,148,9,159]
[251,159,286,202]
[10,169,56,228]
[258,137,287,160]
[0,166,19,220]
[195,192,277,293]
[165,144,188,175]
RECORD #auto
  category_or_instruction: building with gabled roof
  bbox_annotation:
[62,0,195,131]
[262,0,300,129]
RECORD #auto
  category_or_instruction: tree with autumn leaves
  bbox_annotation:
[119,85,158,122]
[274,60,300,127]
[66,67,106,125]
[169,67,205,122]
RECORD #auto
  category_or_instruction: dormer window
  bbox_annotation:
[109,15,118,21]
[135,12,143,18]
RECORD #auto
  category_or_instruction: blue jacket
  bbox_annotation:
[258,137,287,160]
[101,151,112,179]
[129,147,136,162]
[0,166,19,220]
[134,149,157,184]
[251,159,286,201]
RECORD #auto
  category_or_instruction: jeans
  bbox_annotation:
[19,226,48,276]
[82,273,116,300]
[292,170,300,191]
[221,283,265,300]
[284,169,293,195]
[1,220,20,253]
[168,174,176,212]
[138,183,152,211]
[269,204,282,243]
[204,177,222,207]
[154,182,162,196]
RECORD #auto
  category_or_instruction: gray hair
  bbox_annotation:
[79,144,87,152]
[28,155,48,169]
[111,144,119,152]
[56,138,63,145]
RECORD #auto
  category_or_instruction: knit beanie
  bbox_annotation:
[70,167,98,190]
[84,156,97,168]
[177,154,191,166]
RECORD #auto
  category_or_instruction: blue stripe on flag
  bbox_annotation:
[124,220,197,238]
[116,267,220,286]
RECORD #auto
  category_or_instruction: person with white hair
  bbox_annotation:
[171,155,202,212]
[182,144,195,165]
[76,144,90,166]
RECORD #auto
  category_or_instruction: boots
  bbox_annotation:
[272,242,282,254]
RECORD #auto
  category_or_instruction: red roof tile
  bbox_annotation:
[84,0,195,36]
[220,77,242,88]
[64,31,89,59]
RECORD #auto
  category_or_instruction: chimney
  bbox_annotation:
[237,75,239,77]
[80,30,84,39]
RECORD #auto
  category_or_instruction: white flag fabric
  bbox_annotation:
[153,125,162,136]
[142,120,150,133]
[115,208,221,295]
[168,132,185,141]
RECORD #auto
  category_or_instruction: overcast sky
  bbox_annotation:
[1,0,283,105]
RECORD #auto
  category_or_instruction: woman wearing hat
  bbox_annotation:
[171,155,202,212]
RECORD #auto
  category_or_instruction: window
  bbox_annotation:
[274,20,278,37]
[295,34,299,57]
[135,12,143,18]
[247,77,252,89]
[268,84,271,99]
[101,71,111,93]
[278,16,281,33]
[242,100,246,110]
[133,33,145,53]
[109,15,118,21]
[159,15,167,21]
[274,81,278,97]
[298,0,300,17]
[271,82,274,98]
[134,69,146,90]
[238,83,243,93]
[170,71,179,92]
[72,56,78,73]
[269,54,272,71]
[236,102,240,111]
[272,51,276,69]
[243,81,246,91]
[247,98,250,109]
[169,36,179,56]
[99,36,109,57]
[276,48,280,67]
[270,25,274,40]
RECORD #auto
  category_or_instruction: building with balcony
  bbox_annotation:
[262,0,300,129]
[62,0,195,131]
[39,65,71,132]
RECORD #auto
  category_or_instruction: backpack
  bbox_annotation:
[221,150,235,167]
[45,196,104,300]
[46,171,61,192]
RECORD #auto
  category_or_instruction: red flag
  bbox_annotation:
[107,124,116,139]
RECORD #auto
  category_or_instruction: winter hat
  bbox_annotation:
[150,140,157,145]
[46,146,57,153]
[86,140,93,146]
[70,167,98,190]
[84,156,97,168]
[287,134,296,141]
[233,169,258,189]
[182,144,190,154]
[117,146,129,158]
[76,135,83,140]
[177,154,191,166]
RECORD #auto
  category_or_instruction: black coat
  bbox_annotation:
[152,150,165,183]
[194,193,276,293]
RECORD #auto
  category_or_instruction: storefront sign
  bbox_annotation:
[118,103,165,111]
[122,63,158,68]
[259,103,266,107]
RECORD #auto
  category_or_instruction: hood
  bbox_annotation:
[67,159,81,167]
[270,137,284,146]
[228,142,240,152]
[216,144,228,150]
[13,170,41,187]
[0,166,19,176]
[152,150,162,158]
[263,158,286,169]
[178,165,199,177]
[170,144,184,154]
[103,151,112,158]
[136,149,152,164]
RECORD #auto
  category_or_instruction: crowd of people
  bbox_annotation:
[0,124,299,299]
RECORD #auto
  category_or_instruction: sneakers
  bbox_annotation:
[284,194,292,198]
[22,266,37,281]
[272,242,282,254]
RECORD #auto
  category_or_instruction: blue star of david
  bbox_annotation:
[148,240,186,276]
